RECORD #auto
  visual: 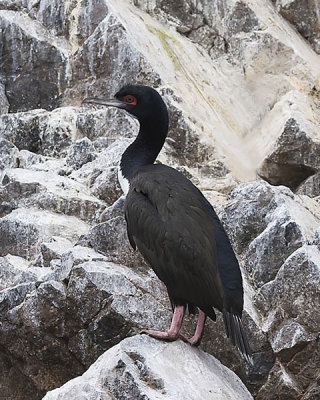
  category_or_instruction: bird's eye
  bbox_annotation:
[123,95,137,105]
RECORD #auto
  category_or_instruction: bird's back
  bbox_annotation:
[125,163,243,316]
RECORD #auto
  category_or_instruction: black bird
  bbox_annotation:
[83,85,252,362]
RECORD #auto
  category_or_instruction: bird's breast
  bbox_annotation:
[118,166,129,195]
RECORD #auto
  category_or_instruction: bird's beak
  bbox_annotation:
[82,97,125,108]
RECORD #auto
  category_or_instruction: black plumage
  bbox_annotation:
[83,84,252,362]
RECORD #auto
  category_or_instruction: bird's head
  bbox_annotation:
[83,84,169,129]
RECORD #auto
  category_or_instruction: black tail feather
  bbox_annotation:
[223,308,252,364]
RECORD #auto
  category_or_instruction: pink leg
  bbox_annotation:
[179,308,207,346]
[141,305,185,341]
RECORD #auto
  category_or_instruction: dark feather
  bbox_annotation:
[125,163,226,310]
[223,308,252,363]
[125,163,252,361]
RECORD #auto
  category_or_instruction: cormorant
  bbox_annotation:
[83,84,252,362]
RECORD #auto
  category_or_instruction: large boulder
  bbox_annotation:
[255,91,320,190]
[0,246,169,399]
[43,335,253,400]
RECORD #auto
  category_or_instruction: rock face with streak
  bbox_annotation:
[0,0,320,399]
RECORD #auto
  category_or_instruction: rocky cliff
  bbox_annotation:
[0,0,320,399]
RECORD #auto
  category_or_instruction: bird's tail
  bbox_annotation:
[222,309,252,364]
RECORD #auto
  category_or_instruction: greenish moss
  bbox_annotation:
[145,26,249,134]
[146,24,183,73]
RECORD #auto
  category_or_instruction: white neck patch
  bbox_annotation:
[118,166,129,195]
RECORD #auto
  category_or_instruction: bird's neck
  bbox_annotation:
[120,123,167,184]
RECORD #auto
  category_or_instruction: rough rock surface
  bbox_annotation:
[272,0,320,54]
[222,181,320,288]
[0,1,320,399]
[221,181,320,399]
[255,91,320,190]
[0,9,70,112]
[43,335,253,400]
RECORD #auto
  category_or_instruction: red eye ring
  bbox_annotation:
[123,95,137,105]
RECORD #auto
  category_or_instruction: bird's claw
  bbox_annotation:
[178,333,202,347]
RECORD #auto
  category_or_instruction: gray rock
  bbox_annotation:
[0,254,38,290]
[255,245,320,398]
[0,0,29,12]
[150,0,260,38]
[163,93,218,167]
[0,107,80,157]
[17,150,64,170]
[222,180,320,288]
[221,181,279,254]
[296,172,320,197]
[33,0,78,39]
[273,0,320,54]
[315,227,320,250]
[65,258,169,366]
[43,335,253,400]
[65,8,161,105]
[222,181,320,399]
[91,166,122,204]
[0,278,84,398]
[0,246,169,398]
[1,168,106,222]
[69,140,129,182]
[75,0,110,45]
[245,90,320,191]
[256,360,303,400]
[256,245,320,354]
[0,348,41,400]
[37,107,79,157]
[0,10,70,112]
[138,0,260,58]
[0,208,89,260]
[76,107,138,144]
[57,244,110,280]
[76,192,147,268]
[69,139,129,205]
[66,137,95,170]
[133,0,157,14]
[0,139,19,171]
[30,0,109,46]
[82,214,147,268]
[0,281,36,315]
[0,83,9,115]
[0,109,46,152]
[259,117,320,190]
[39,236,73,268]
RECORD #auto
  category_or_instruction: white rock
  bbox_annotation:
[43,335,253,400]
[2,168,106,222]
